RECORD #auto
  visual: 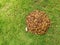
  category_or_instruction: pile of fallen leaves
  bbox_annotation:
[26,10,50,35]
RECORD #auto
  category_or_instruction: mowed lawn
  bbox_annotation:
[0,0,60,45]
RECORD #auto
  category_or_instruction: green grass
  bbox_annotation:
[0,0,60,45]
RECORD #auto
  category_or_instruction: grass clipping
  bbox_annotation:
[26,10,50,35]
